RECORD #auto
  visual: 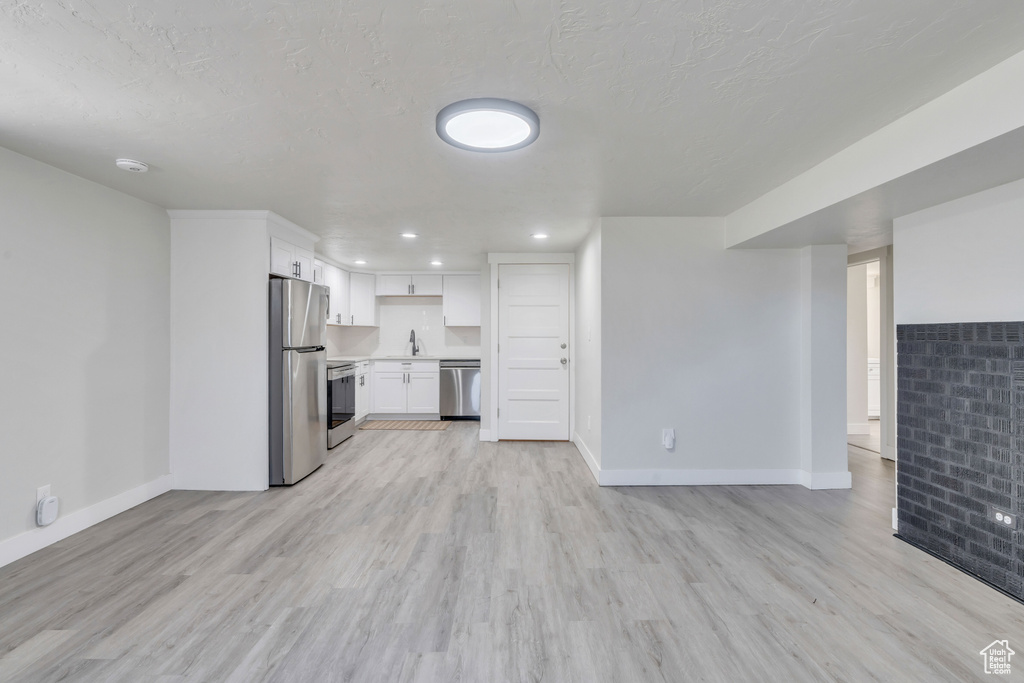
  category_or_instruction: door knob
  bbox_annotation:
[560,358,567,365]
[560,343,567,349]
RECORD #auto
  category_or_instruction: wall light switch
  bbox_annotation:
[662,428,675,450]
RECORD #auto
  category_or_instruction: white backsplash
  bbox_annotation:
[326,296,481,358]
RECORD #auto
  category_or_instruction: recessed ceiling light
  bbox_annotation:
[354,260,367,265]
[532,233,549,239]
[401,233,418,238]
[430,260,443,266]
[115,158,148,173]
[436,98,539,152]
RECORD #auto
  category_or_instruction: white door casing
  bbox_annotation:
[497,263,571,440]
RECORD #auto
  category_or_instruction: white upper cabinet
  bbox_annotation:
[324,264,351,326]
[350,272,378,326]
[376,274,442,296]
[411,275,442,295]
[442,275,481,326]
[270,236,314,282]
[377,274,411,296]
[312,259,324,285]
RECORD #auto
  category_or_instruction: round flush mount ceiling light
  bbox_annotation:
[430,260,443,266]
[354,260,367,265]
[401,233,418,238]
[436,98,539,152]
[115,158,148,173]
[532,233,549,239]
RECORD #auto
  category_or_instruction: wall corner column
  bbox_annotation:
[799,244,852,489]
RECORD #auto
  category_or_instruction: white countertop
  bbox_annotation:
[328,355,480,363]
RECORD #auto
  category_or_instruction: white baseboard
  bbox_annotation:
[800,470,853,489]
[598,468,803,487]
[881,444,896,461]
[0,474,173,569]
[589,467,852,490]
[892,507,898,530]
[478,428,498,442]
[847,423,871,435]
[572,432,601,484]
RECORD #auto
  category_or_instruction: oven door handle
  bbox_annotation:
[329,368,357,380]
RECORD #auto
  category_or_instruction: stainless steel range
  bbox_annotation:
[327,361,356,448]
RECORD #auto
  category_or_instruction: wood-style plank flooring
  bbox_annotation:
[1,423,1022,681]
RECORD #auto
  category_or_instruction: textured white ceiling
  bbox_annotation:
[3,1,1024,269]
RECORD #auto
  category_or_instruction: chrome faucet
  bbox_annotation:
[409,329,419,356]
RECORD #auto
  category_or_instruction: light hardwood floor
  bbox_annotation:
[1,424,1022,681]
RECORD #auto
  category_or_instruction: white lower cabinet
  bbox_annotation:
[371,361,440,415]
[372,372,407,413]
[355,361,370,420]
[407,372,440,413]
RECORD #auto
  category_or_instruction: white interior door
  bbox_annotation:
[498,264,570,440]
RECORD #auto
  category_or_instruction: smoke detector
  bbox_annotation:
[115,158,149,173]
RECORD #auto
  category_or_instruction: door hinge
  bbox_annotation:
[497,278,500,288]
[497,343,500,353]
[498,407,500,417]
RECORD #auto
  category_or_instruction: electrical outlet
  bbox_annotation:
[992,507,1015,527]
[37,485,50,504]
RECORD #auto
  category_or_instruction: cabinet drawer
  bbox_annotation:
[372,360,440,373]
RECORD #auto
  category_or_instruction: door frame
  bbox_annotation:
[485,253,575,442]
[848,246,895,462]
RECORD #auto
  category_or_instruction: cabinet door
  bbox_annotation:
[325,265,351,326]
[312,260,324,285]
[442,275,481,326]
[355,372,369,419]
[372,372,407,413]
[376,274,411,296]
[270,237,294,277]
[293,246,314,282]
[410,275,442,296]
[350,273,377,326]
[406,372,440,413]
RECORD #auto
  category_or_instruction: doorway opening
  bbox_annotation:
[847,247,897,520]
[847,261,881,453]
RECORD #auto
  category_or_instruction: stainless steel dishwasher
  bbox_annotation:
[440,359,481,419]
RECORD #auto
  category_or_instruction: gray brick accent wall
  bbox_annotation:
[896,322,1024,599]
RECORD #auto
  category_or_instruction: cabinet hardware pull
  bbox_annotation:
[412,283,415,294]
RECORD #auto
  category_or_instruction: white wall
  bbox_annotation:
[799,245,850,488]
[599,218,803,483]
[169,215,270,491]
[846,264,869,434]
[0,146,170,564]
[573,225,602,477]
[895,177,1024,323]
[326,296,480,358]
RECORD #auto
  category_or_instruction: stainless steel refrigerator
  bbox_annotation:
[269,278,328,485]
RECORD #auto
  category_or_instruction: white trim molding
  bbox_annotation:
[572,457,853,490]
[598,468,805,487]
[799,470,853,490]
[572,433,601,484]
[478,428,497,442]
[0,475,173,569]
